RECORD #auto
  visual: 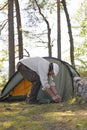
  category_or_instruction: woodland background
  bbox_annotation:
[0,1,87,130]
[0,0,87,84]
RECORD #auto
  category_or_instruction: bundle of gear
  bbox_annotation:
[74,77,87,102]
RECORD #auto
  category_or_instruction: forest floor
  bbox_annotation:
[0,72,87,130]
[0,98,87,130]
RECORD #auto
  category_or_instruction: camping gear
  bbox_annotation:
[74,77,87,102]
[0,57,80,103]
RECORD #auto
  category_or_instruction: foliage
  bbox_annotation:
[0,0,87,77]
[22,0,57,48]
[0,73,8,88]
[74,41,87,68]
[0,49,8,87]
[78,70,87,77]
[73,0,87,69]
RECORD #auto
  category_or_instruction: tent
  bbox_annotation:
[0,57,80,103]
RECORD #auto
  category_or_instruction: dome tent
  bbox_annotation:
[0,57,80,103]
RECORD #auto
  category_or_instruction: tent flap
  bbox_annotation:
[0,71,24,100]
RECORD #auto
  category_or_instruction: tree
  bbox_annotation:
[61,0,75,67]
[0,0,23,79]
[57,0,61,59]
[14,0,23,59]
[8,0,15,78]
[34,0,52,57]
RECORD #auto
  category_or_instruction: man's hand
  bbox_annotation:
[52,95,62,103]
[45,87,62,103]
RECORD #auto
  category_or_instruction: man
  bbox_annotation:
[17,56,61,104]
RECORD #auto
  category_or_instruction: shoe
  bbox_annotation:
[25,98,40,104]
[28,100,39,104]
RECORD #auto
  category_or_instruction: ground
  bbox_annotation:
[0,98,87,130]
[0,71,87,130]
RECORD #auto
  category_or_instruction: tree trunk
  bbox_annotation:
[57,0,61,59]
[14,0,23,59]
[8,0,15,78]
[62,0,75,67]
[34,0,52,57]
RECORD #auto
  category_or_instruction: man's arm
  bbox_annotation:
[50,86,61,102]
[45,87,61,103]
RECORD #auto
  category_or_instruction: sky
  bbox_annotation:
[68,0,84,15]
[27,0,85,59]
[0,0,85,61]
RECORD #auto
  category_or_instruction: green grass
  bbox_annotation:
[0,70,87,130]
[0,99,87,130]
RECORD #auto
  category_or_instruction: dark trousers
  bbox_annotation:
[17,63,41,101]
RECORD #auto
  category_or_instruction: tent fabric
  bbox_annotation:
[10,79,32,96]
[0,57,80,103]
[0,72,23,100]
[0,72,32,101]
[37,57,80,102]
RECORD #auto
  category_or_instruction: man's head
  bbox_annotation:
[48,63,59,76]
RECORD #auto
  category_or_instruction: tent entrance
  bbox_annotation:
[10,79,32,97]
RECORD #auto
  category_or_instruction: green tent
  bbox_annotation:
[0,57,80,103]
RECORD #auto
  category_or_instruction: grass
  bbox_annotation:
[0,98,87,130]
[0,71,87,130]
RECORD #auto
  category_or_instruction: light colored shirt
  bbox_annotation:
[19,57,55,90]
